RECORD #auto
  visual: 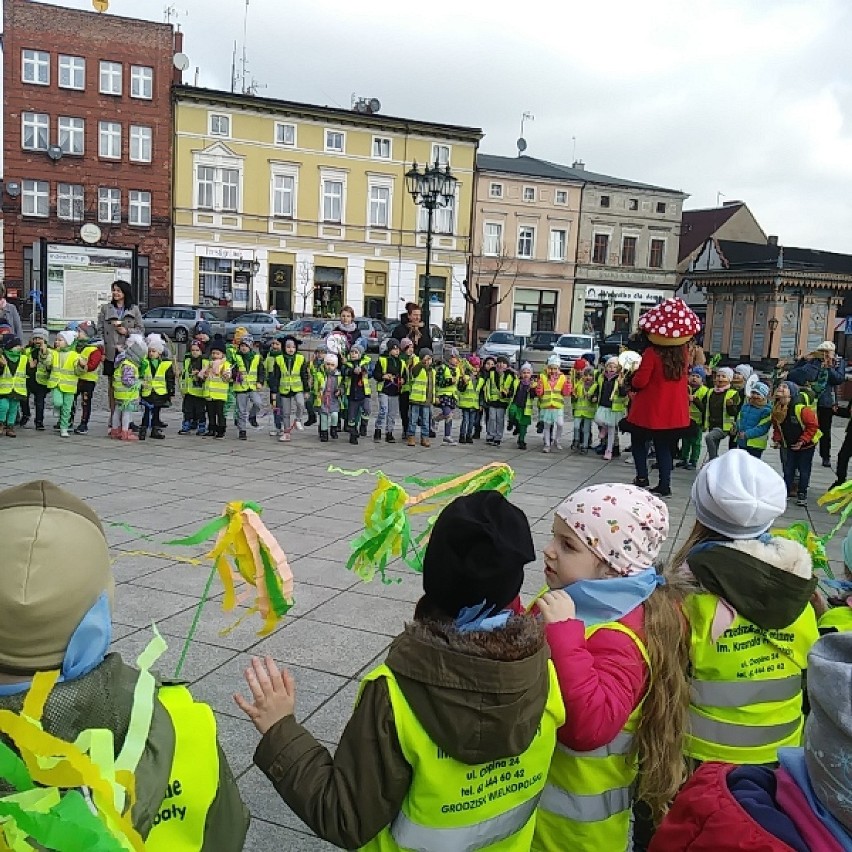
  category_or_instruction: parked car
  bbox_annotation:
[599,331,631,360]
[429,324,445,361]
[281,317,327,341]
[478,331,521,366]
[320,317,389,352]
[551,333,600,372]
[224,312,282,340]
[527,331,562,351]
[141,306,222,343]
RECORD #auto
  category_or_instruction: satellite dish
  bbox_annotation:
[173,52,190,71]
[517,137,527,154]
[92,0,108,10]
[47,145,63,162]
[369,98,381,113]
[4,181,21,198]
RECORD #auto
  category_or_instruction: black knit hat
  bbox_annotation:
[422,491,534,618]
[209,335,227,355]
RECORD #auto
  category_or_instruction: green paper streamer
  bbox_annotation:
[0,742,33,793]
[165,515,229,547]
[260,545,292,618]
[174,563,217,679]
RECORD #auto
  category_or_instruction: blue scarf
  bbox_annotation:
[564,568,665,627]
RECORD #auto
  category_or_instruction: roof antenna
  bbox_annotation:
[517,111,534,157]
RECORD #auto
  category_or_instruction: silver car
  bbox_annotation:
[479,331,521,365]
[224,312,283,340]
[141,305,222,343]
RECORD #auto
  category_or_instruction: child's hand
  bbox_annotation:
[791,441,803,451]
[535,590,576,623]
[810,589,828,617]
[234,656,295,734]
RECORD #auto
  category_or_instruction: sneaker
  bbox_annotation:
[623,454,633,464]
[279,431,291,442]
[633,477,650,488]
[60,429,70,438]
[674,460,688,469]
[295,421,304,431]
[579,447,588,455]
[542,445,551,453]
[74,424,88,435]
[685,462,697,471]
[649,484,672,498]
[35,424,45,431]
[5,428,16,438]
[269,428,280,437]
[796,495,808,506]
[239,430,247,441]
[554,442,563,450]
[385,433,396,443]
[603,451,612,461]
[830,478,845,490]
[518,440,527,450]
[443,436,457,445]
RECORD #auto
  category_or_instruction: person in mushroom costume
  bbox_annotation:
[624,297,701,498]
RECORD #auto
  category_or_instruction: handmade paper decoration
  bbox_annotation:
[771,520,833,579]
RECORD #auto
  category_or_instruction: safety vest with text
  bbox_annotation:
[142,360,173,398]
[539,374,568,410]
[533,622,648,852]
[232,353,260,392]
[358,663,564,852]
[113,360,140,403]
[276,353,305,395]
[77,344,101,383]
[683,591,818,765]
[0,355,28,397]
[49,349,81,393]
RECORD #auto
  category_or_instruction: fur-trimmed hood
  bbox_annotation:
[384,616,551,763]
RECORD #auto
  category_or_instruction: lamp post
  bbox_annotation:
[406,160,458,330]
[767,315,779,362]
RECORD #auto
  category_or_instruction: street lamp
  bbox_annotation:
[406,160,457,330]
[767,315,779,361]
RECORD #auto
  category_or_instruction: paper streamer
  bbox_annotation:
[817,479,852,550]
[771,521,834,580]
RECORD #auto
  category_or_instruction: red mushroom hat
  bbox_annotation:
[638,297,701,347]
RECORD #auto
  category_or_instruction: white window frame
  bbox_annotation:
[270,164,298,219]
[421,184,457,235]
[130,65,153,99]
[193,149,244,214]
[99,121,121,159]
[58,116,85,155]
[99,60,122,95]
[57,183,84,221]
[431,143,450,166]
[483,222,503,257]
[22,112,49,151]
[555,189,568,205]
[128,190,151,226]
[22,180,49,217]
[517,225,536,259]
[22,50,49,85]
[98,187,121,224]
[648,237,666,268]
[129,125,152,163]
[367,178,392,228]
[489,182,503,199]
[321,177,345,223]
[209,113,231,138]
[58,55,85,90]
[274,122,296,147]
[324,129,345,153]
[549,229,567,262]
[522,186,536,202]
[372,136,392,160]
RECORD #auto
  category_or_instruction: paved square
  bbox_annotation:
[3,406,845,850]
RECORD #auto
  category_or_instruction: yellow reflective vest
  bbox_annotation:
[113,360,140,403]
[408,366,434,405]
[145,685,220,851]
[539,374,569,410]
[683,591,818,765]
[458,374,483,410]
[484,372,515,406]
[275,353,306,394]
[203,361,230,401]
[142,360,173,398]
[49,349,82,393]
[359,663,565,852]
[0,354,28,397]
[777,404,823,449]
[571,380,598,419]
[77,344,101,383]
[704,388,740,431]
[533,622,648,852]
[401,355,419,394]
[182,357,208,398]
[232,352,260,392]
[688,385,710,426]
[818,605,852,633]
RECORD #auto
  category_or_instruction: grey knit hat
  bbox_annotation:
[30,327,49,342]
[804,632,852,834]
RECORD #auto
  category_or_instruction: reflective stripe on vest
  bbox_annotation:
[436,364,461,399]
[704,388,739,431]
[683,591,817,764]
[34,348,51,386]
[571,382,597,419]
[788,404,823,448]
[113,361,140,402]
[182,358,208,397]
[408,368,432,404]
[539,374,567,409]
[277,353,305,394]
[52,349,81,393]
[689,385,709,425]
[744,412,772,450]
[233,353,260,392]
[204,365,230,401]
[359,662,564,852]
[348,356,373,396]
[145,685,219,851]
[458,375,481,409]
[78,344,100,383]
[401,355,419,393]
[143,361,173,397]
[0,355,28,396]
[484,372,514,404]
[533,621,649,852]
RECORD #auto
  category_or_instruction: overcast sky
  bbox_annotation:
[29,0,852,252]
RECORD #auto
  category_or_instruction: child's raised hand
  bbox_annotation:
[535,589,576,623]
[234,655,295,734]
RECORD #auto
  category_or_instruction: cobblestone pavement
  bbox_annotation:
[2,400,845,850]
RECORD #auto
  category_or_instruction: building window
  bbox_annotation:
[549,229,567,261]
[656,201,667,214]
[325,130,345,153]
[22,180,49,217]
[275,122,296,146]
[517,225,535,259]
[628,198,639,211]
[57,183,84,221]
[432,191,456,235]
[513,287,558,332]
[99,121,121,159]
[372,137,391,159]
[199,257,246,308]
[57,116,85,155]
[621,236,637,266]
[322,179,344,222]
[209,113,230,137]
[22,50,49,85]
[272,174,295,218]
[22,112,49,151]
[130,65,153,99]
[489,183,503,199]
[523,186,536,202]
[369,185,390,227]
[592,233,609,264]
[128,190,151,226]
[58,55,85,90]
[600,195,610,208]
[649,238,665,268]
[196,165,239,212]
[483,222,503,256]
[99,60,122,95]
[98,187,121,223]
[130,125,152,162]
[555,189,568,204]
[432,144,450,165]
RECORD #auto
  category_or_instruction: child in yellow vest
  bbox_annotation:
[50,330,83,438]
[110,334,147,441]
[593,357,629,461]
[570,366,598,454]
[199,338,232,439]
[235,491,565,850]
[814,525,852,634]
[536,355,572,453]
[22,327,51,431]
[139,334,175,441]
[0,336,27,437]
[70,321,104,435]
[531,484,688,852]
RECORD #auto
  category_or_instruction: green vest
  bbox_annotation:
[683,591,818,764]
[182,357,208,398]
[818,606,852,633]
[457,374,482,409]
[142,360,173,398]
[484,372,515,405]
[704,388,740,431]
[77,344,100,383]
[204,362,230,401]
[689,385,710,426]
[233,352,260,392]
[113,360,140,403]
[358,663,564,852]
[0,355,28,397]
[50,349,81,393]
[539,373,569,411]
[408,367,433,405]
[533,622,648,852]
[276,353,305,394]
[571,381,597,419]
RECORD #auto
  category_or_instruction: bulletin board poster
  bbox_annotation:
[46,244,133,330]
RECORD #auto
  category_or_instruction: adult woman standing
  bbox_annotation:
[96,281,144,415]
[0,285,23,340]
[331,306,361,351]
[625,297,701,498]
[390,302,433,354]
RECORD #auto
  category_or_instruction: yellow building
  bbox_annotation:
[172,85,481,323]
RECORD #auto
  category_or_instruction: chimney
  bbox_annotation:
[173,30,184,85]
[572,160,585,170]
[721,199,743,207]
[767,235,778,246]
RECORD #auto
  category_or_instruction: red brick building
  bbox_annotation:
[2,0,181,325]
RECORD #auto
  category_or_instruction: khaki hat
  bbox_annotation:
[0,481,114,673]
[816,341,836,352]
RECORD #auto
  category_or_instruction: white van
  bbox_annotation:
[551,334,600,371]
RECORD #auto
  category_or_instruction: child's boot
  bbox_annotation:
[406,435,415,447]
[138,429,147,441]
[373,427,381,442]
[359,418,368,437]
[330,425,339,439]
[150,429,165,440]
[178,420,193,435]
[196,423,207,436]
[239,430,247,441]
[349,430,358,445]
[385,432,395,443]
[305,412,317,427]
[319,429,329,442]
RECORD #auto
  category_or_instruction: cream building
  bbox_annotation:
[172,85,481,321]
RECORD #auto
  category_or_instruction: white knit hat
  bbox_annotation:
[716,367,734,382]
[56,330,76,348]
[145,333,166,355]
[691,450,786,539]
[734,364,753,379]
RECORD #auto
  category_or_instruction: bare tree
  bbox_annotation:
[294,260,314,317]
[461,249,519,346]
